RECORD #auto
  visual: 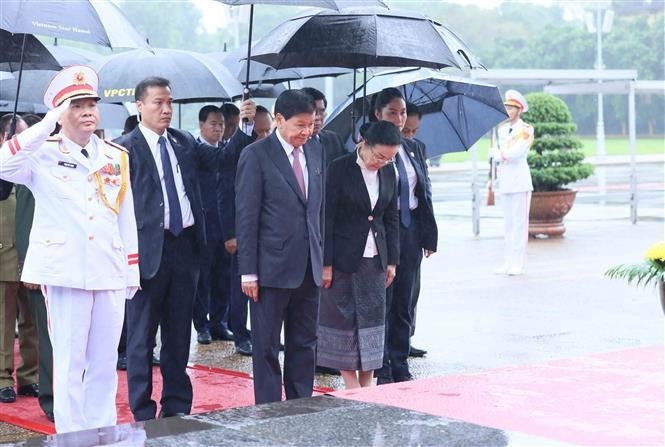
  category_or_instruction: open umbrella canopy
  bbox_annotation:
[92,48,243,103]
[0,0,149,49]
[0,44,101,103]
[217,0,386,8]
[216,46,350,85]
[0,30,61,72]
[250,7,484,70]
[324,68,507,156]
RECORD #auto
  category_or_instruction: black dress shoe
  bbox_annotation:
[375,376,393,385]
[117,354,127,370]
[315,365,341,376]
[210,328,234,341]
[409,346,428,358]
[45,411,55,422]
[393,374,413,383]
[158,410,187,418]
[197,330,212,345]
[0,386,16,403]
[235,340,252,356]
[17,383,39,397]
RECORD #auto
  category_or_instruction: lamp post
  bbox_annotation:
[585,1,614,196]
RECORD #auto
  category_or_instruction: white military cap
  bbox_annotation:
[43,65,101,109]
[503,89,528,113]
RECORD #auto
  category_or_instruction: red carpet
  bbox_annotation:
[0,343,330,435]
[332,346,665,446]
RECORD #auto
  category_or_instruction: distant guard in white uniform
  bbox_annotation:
[490,89,534,275]
[0,66,140,433]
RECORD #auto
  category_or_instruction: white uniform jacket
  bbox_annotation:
[0,120,140,293]
[491,118,534,194]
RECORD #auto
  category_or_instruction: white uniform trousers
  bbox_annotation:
[500,191,531,273]
[42,286,125,433]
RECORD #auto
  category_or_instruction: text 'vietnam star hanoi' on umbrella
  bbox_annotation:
[324,68,507,156]
[93,48,243,103]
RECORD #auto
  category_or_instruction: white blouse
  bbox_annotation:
[356,151,379,258]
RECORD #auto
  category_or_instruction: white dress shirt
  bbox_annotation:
[276,128,308,198]
[138,124,194,231]
[356,151,379,258]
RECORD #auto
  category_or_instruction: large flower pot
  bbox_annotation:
[529,189,577,237]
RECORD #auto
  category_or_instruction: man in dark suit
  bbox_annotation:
[193,105,233,345]
[235,90,324,404]
[402,102,428,358]
[115,77,255,421]
[378,134,438,384]
[301,87,348,167]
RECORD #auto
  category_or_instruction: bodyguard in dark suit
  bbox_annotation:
[301,87,347,167]
[235,90,324,404]
[115,76,255,420]
[370,89,438,384]
[193,105,232,345]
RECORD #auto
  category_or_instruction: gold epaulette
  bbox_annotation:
[104,139,128,153]
[46,135,62,142]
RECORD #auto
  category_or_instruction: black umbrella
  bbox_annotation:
[324,68,507,156]
[215,46,350,86]
[213,0,386,99]
[0,30,61,72]
[0,1,149,49]
[251,6,484,141]
[92,48,243,103]
[0,44,102,104]
[250,7,483,70]
[0,0,149,135]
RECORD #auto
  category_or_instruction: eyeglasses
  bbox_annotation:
[370,146,395,165]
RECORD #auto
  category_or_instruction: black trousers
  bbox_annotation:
[193,236,230,335]
[126,227,199,421]
[228,254,250,345]
[380,211,422,380]
[250,265,319,404]
[24,287,53,415]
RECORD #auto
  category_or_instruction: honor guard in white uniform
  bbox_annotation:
[0,66,140,433]
[490,89,534,276]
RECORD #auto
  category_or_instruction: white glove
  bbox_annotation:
[13,99,70,149]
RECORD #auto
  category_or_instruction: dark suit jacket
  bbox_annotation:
[115,128,208,279]
[324,152,399,274]
[401,137,438,252]
[235,131,324,289]
[218,131,255,242]
[317,129,347,167]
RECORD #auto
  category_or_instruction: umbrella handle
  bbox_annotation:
[9,34,27,138]
[242,4,254,123]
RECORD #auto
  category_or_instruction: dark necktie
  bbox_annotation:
[158,136,183,236]
[395,153,411,228]
[81,148,89,158]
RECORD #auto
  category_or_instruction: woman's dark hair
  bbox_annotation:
[370,87,405,121]
[362,120,402,146]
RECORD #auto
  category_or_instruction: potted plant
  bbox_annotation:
[605,241,665,314]
[522,93,594,237]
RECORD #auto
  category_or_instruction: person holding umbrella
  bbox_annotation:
[318,120,399,389]
[0,65,140,433]
[370,88,438,385]
[490,90,534,276]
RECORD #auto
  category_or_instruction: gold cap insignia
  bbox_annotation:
[73,72,86,85]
